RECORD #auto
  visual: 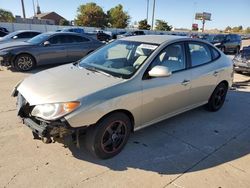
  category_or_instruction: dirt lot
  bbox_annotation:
[0,55,250,187]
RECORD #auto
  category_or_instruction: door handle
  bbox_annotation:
[181,80,190,86]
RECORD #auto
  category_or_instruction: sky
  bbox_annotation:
[0,0,249,30]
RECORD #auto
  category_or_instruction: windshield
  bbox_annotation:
[79,40,158,79]
[27,33,50,44]
[207,35,225,43]
[0,31,20,41]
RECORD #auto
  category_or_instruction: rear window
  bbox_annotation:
[210,47,220,60]
[188,43,212,67]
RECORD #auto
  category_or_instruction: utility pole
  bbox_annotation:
[146,0,149,24]
[151,0,156,30]
[201,19,205,32]
[21,0,26,18]
[32,0,36,16]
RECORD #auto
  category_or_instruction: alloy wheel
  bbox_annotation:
[17,56,34,71]
[101,120,127,153]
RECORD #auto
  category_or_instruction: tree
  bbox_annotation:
[225,26,231,32]
[155,19,172,31]
[245,27,250,34]
[59,19,70,26]
[0,8,14,22]
[75,3,107,27]
[232,26,240,33]
[107,4,130,28]
[138,19,151,30]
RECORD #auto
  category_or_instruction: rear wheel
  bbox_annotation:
[14,54,35,71]
[206,83,228,112]
[85,112,132,159]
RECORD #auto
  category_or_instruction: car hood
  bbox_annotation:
[0,41,33,50]
[17,64,123,105]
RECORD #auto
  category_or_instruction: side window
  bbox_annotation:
[72,35,90,42]
[16,32,30,38]
[48,35,64,44]
[151,43,185,72]
[188,43,212,67]
[30,32,40,38]
[210,47,220,60]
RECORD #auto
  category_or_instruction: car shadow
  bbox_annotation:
[66,90,250,175]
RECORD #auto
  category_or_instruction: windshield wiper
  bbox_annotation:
[84,66,113,77]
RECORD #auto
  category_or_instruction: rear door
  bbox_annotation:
[66,35,93,62]
[188,42,219,106]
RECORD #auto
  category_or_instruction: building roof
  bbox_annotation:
[36,12,66,20]
[120,35,185,45]
[36,12,52,18]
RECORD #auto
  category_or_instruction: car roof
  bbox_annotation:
[15,30,41,33]
[45,31,82,35]
[43,31,95,40]
[119,35,185,44]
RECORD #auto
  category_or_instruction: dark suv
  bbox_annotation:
[206,34,241,54]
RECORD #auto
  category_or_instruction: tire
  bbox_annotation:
[206,83,228,112]
[14,54,35,72]
[85,112,132,159]
[235,46,240,54]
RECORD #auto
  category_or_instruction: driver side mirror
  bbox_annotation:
[43,41,50,47]
[148,65,172,78]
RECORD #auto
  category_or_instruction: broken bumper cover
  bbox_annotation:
[22,117,73,138]
[16,93,75,138]
[23,118,48,137]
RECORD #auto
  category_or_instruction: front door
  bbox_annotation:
[141,43,192,126]
[38,35,68,65]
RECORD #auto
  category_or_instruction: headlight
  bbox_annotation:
[31,102,80,120]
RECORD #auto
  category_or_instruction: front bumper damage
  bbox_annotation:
[15,93,85,145]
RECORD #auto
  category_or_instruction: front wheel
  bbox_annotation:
[206,83,228,112]
[85,112,132,159]
[14,54,35,72]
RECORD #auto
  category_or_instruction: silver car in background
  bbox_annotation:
[13,35,233,159]
[0,32,103,71]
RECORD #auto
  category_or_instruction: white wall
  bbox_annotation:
[0,22,187,35]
